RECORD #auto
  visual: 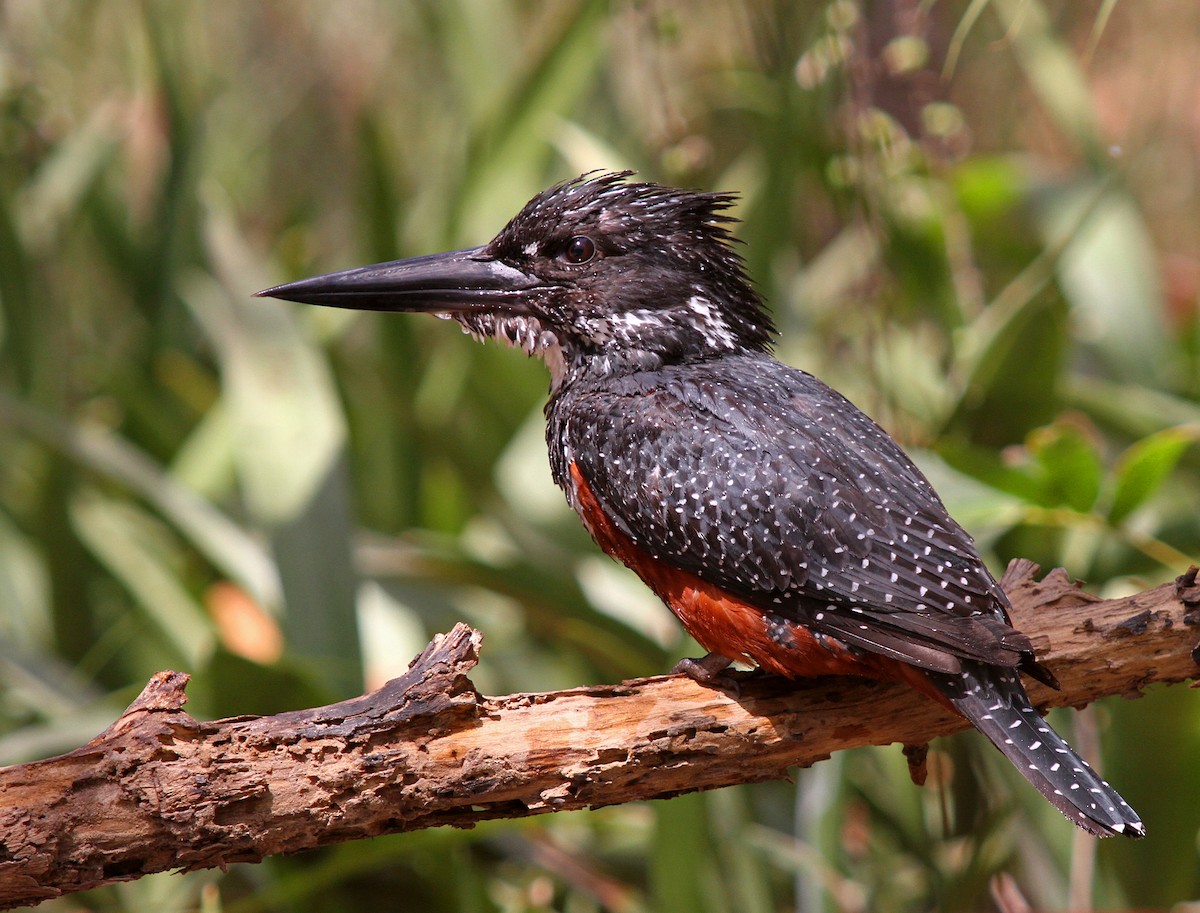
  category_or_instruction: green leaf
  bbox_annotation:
[954,155,1025,223]
[991,0,1101,156]
[69,488,215,669]
[1027,422,1103,512]
[185,206,347,527]
[1039,181,1168,386]
[0,508,52,650]
[1108,427,1199,524]
[190,190,362,694]
[0,392,283,611]
[651,794,717,913]
[15,106,120,254]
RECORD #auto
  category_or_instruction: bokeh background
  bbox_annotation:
[2,1,1199,910]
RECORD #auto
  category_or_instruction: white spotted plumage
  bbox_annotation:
[276,171,1144,839]
[549,354,1142,837]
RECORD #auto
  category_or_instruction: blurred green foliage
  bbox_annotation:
[1,1,1199,910]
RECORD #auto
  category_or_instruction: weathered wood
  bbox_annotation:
[1,561,1197,908]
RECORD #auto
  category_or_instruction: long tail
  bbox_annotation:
[931,662,1144,838]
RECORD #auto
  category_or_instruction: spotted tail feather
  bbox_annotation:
[933,662,1144,838]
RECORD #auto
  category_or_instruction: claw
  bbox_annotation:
[673,652,740,696]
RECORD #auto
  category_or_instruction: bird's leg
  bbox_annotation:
[672,652,739,695]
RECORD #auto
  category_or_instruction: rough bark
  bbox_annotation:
[2,561,1198,908]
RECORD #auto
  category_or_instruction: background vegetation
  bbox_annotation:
[1,1,1198,910]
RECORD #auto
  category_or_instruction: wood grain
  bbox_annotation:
[1,560,1197,908]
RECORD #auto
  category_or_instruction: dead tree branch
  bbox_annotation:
[2,560,1198,908]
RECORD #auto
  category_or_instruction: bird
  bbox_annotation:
[258,171,1143,838]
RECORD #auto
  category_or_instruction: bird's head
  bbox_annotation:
[258,172,775,390]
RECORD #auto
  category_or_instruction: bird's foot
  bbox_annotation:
[673,652,740,696]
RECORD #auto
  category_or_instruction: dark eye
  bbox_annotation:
[562,235,596,264]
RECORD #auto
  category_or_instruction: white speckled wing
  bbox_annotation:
[550,352,1030,672]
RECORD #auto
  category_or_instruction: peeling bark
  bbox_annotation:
[1,561,1197,908]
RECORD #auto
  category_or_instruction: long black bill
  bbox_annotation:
[256,246,543,314]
